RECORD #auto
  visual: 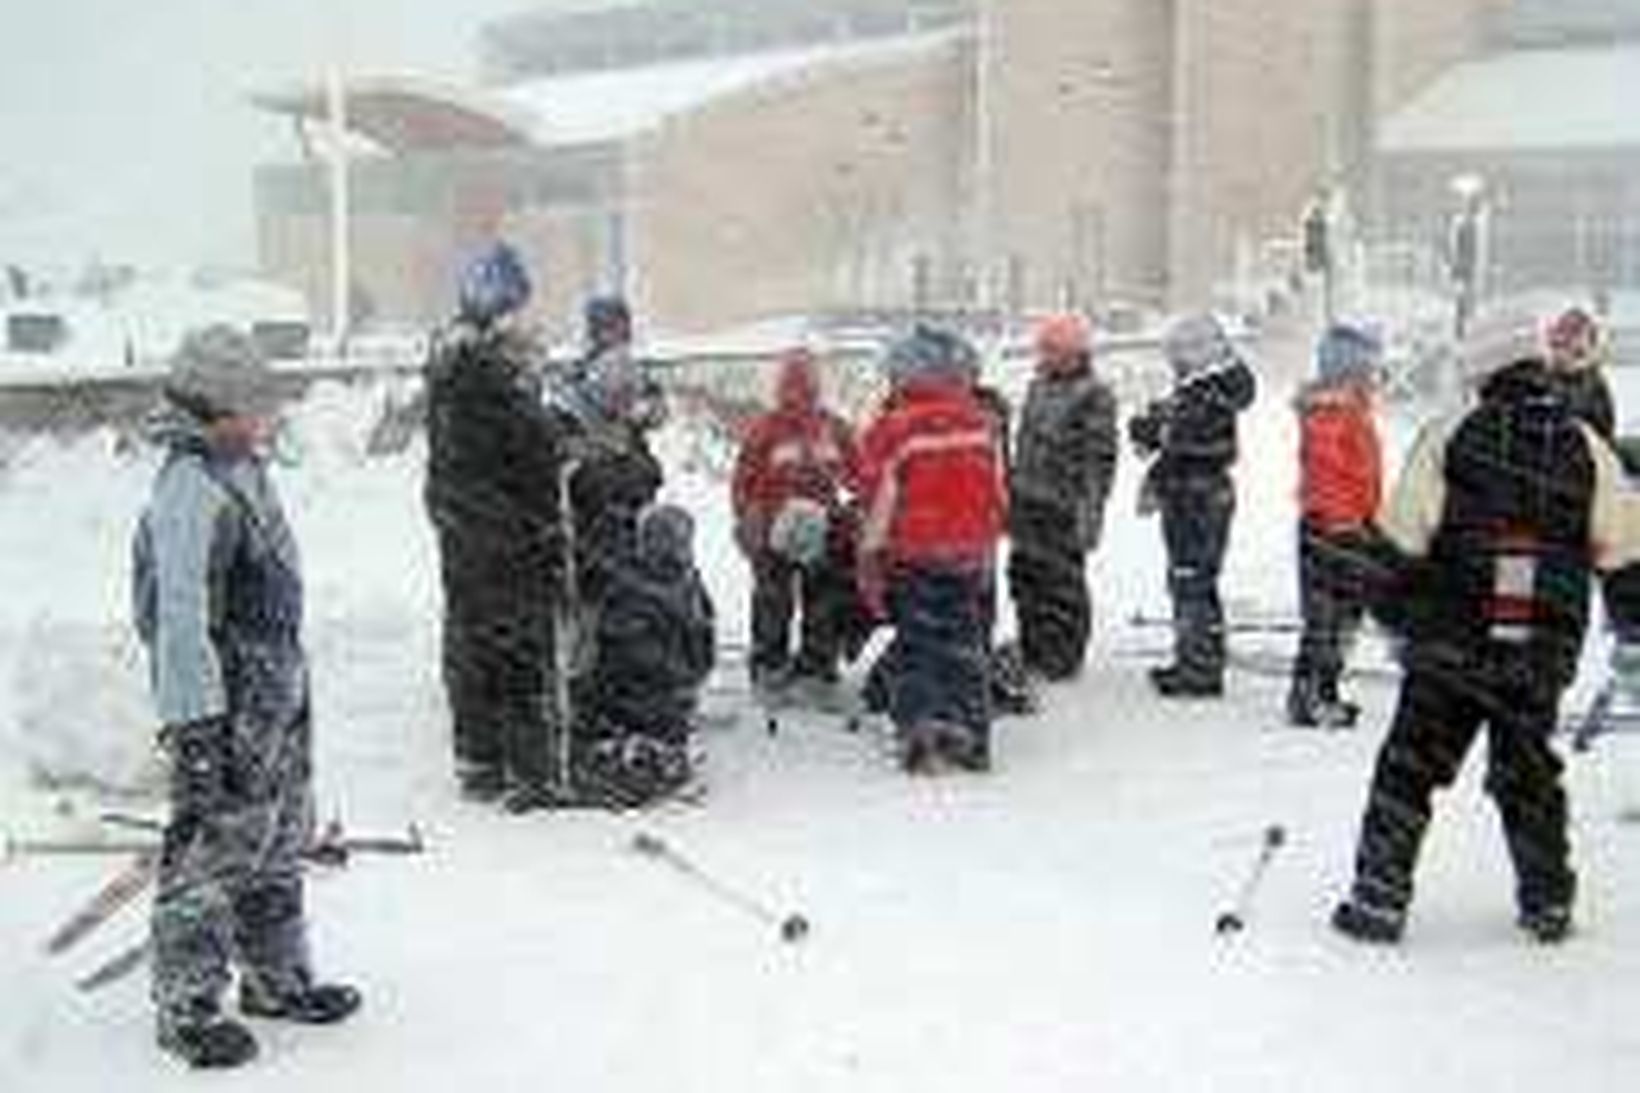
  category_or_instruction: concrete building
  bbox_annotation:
[253,0,1556,336]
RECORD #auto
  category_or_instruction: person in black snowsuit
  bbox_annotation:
[423,242,566,806]
[1333,308,1640,946]
[1008,313,1119,681]
[1129,313,1258,697]
[573,504,716,806]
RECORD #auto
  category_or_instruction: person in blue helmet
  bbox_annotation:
[423,241,570,809]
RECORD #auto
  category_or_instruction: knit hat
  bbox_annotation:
[1163,312,1238,380]
[776,347,819,412]
[1547,307,1606,374]
[1460,306,1547,386]
[457,241,532,325]
[1315,323,1384,385]
[883,325,980,387]
[163,324,280,421]
[1036,313,1093,371]
[584,294,633,351]
[637,503,695,570]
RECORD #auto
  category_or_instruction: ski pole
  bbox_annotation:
[1214,824,1287,937]
[629,831,810,944]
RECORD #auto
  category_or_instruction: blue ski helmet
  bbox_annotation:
[457,241,532,325]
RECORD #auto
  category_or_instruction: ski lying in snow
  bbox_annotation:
[42,849,161,957]
[70,822,426,994]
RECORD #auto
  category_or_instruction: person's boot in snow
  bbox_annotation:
[1518,904,1574,945]
[240,975,362,1025]
[157,1008,259,1070]
[1330,897,1405,945]
[1150,663,1223,699]
[457,762,507,804]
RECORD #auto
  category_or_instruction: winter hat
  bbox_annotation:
[1035,312,1093,369]
[776,347,819,412]
[1163,312,1237,380]
[884,325,979,387]
[637,503,695,569]
[768,497,830,567]
[1547,307,1606,373]
[1460,306,1547,386]
[163,324,279,422]
[457,241,532,325]
[584,294,633,351]
[1315,323,1384,385]
[575,344,643,423]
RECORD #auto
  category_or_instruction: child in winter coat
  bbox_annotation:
[136,326,359,1069]
[731,348,860,691]
[1009,312,1119,681]
[858,327,1007,773]
[575,504,716,807]
[1287,324,1385,728]
[1129,313,1258,697]
[1333,308,1640,946]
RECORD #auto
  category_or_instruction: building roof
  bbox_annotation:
[253,30,961,155]
[1379,45,1640,155]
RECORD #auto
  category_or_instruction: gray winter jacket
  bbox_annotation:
[132,411,308,731]
[1011,363,1119,550]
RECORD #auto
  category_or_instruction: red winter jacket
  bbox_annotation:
[731,356,859,553]
[858,379,1007,576]
[1297,383,1382,534]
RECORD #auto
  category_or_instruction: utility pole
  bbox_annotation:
[325,63,351,356]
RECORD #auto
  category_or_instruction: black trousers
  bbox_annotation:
[1347,657,1575,917]
[749,552,848,678]
[1292,523,1373,703]
[1008,499,1091,680]
[436,529,554,786]
[1159,474,1235,677]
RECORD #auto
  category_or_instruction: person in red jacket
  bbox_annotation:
[1288,323,1385,728]
[858,327,1007,773]
[732,348,860,689]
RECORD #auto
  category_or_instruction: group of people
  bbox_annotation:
[121,222,1640,1068]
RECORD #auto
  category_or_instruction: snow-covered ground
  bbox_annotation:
[3,344,1640,1091]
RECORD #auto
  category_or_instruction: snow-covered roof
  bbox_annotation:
[253,30,962,154]
[500,30,958,146]
[1379,45,1640,154]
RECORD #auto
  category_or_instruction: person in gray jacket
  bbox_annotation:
[1008,313,1119,680]
[132,326,358,1069]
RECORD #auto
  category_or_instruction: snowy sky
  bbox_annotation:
[0,0,575,271]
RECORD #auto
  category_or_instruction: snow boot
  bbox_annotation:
[240,977,362,1025]
[1518,904,1574,945]
[1330,898,1405,945]
[457,763,507,804]
[1150,663,1223,699]
[158,1016,259,1070]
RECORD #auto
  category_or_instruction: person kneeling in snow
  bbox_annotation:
[134,326,359,1070]
[858,327,1008,773]
[572,504,716,807]
[1333,308,1640,946]
[1287,323,1385,729]
[732,347,860,693]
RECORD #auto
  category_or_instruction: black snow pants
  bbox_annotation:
[1159,473,1235,679]
[1346,656,1576,919]
[1291,523,1374,704]
[1008,497,1091,680]
[887,566,992,752]
[436,528,554,787]
[750,551,848,681]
